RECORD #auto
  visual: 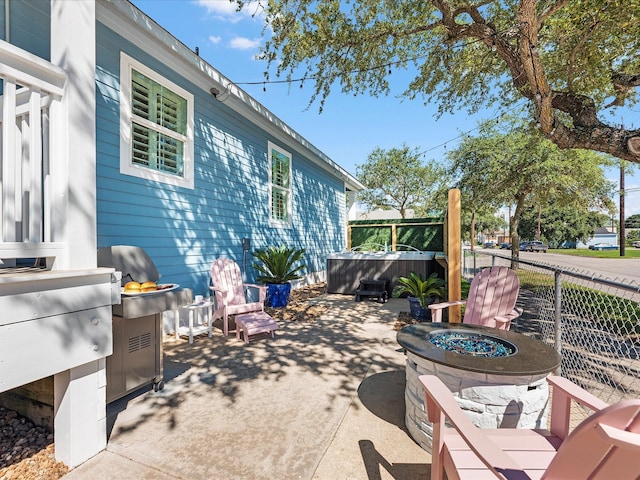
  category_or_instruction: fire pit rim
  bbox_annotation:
[397,322,561,376]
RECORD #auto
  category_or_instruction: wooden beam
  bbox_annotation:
[447,189,462,323]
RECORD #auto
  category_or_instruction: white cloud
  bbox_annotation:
[194,0,264,22]
[229,36,261,50]
[209,35,222,44]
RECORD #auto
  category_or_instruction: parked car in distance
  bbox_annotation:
[484,241,496,249]
[589,243,619,251]
[525,241,548,252]
[632,241,640,248]
[519,241,529,251]
[500,242,511,249]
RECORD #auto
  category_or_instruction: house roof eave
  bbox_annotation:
[96,0,365,192]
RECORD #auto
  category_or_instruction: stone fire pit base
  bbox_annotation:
[404,351,550,452]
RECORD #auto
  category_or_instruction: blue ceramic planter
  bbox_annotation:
[266,283,292,308]
[408,296,433,321]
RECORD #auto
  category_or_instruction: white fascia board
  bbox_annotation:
[97,0,365,193]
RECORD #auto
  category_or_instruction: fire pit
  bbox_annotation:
[397,322,561,452]
[428,329,517,357]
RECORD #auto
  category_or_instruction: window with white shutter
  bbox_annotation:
[268,141,292,225]
[120,53,194,189]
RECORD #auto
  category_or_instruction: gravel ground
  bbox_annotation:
[0,283,329,480]
[0,407,68,480]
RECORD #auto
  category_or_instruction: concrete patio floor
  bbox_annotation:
[63,294,431,480]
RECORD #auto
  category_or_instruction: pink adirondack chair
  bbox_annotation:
[420,374,640,480]
[209,258,267,336]
[429,266,522,329]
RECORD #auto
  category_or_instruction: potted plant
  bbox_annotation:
[252,246,306,307]
[393,272,445,321]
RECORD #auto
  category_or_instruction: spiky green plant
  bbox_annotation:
[393,272,445,307]
[252,246,306,284]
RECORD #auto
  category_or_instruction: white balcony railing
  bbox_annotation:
[0,39,67,269]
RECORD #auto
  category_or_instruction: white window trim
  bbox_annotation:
[268,141,293,227]
[119,52,195,189]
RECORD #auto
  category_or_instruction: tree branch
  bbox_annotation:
[567,20,601,91]
[612,73,640,88]
[537,0,570,29]
[605,72,640,107]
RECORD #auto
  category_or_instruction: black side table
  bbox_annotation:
[355,279,389,303]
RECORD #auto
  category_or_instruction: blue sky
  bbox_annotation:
[130,0,640,217]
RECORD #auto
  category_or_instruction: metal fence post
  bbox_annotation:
[473,250,477,275]
[554,270,562,376]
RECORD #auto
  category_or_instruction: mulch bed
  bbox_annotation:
[393,311,421,330]
[263,282,329,322]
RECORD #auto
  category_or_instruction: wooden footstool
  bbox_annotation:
[234,311,278,344]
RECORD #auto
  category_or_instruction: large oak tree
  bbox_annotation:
[238,0,640,163]
[356,144,446,218]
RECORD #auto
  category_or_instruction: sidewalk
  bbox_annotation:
[63,295,430,480]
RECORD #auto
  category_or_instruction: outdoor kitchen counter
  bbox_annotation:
[397,322,561,376]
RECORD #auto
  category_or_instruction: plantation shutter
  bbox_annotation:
[271,148,290,221]
[130,70,187,176]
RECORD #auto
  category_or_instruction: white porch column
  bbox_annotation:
[50,0,106,467]
[50,0,97,269]
[54,359,107,467]
[346,190,358,249]
[346,190,358,221]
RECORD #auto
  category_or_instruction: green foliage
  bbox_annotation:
[251,246,306,284]
[518,203,610,246]
[351,227,391,251]
[548,249,640,258]
[447,117,616,250]
[349,218,445,251]
[625,214,640,229]
[392,272,445,307]
[460,208,506,242]
[626,230,640,243]
[356,144,448,218]
[239,0,640,162]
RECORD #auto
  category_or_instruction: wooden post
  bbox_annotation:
[391,224,397,251]
[447,189,462,323]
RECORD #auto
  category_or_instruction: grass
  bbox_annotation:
[549,248,640,258]
[513,268,640,336]
[461,264,640,335]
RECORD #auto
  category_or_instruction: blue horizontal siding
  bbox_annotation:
[96,21,346,293]
[0,0,49,59]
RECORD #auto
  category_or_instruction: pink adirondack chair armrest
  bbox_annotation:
[419,375,523,480]
[493,307,524,327]
[243,283,267,303]
[546,374,609,440]
[428,300,467,323]
[209,286,228,301]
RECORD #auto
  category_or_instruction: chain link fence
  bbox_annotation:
[463,249,640,424]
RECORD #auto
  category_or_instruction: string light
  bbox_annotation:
[211,24,539,158]
[231,24,517,88]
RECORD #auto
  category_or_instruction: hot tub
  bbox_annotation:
[397,322,561,452]
[326,251,443,295]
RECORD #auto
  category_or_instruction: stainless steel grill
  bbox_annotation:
[98,246,192,403]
